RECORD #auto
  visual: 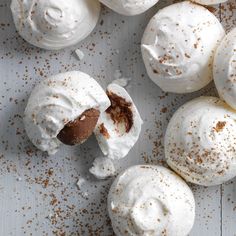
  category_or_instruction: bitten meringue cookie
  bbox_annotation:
[108,165,195,236]
[100,0,159,16]
[10,0,100,50]
[214,28,236,109]
[165,97,236,186]
[24,71,110,155]
[191,0,228,5]
[94,84,143,160]
[141,1,225,94]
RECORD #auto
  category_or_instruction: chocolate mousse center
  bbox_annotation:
[106,91,133,133]
[57,108,100,146]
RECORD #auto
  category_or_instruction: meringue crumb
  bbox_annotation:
[81,192,89,198]
[76,177,86,189]
[112,70,131,88]
[112,78,129,87]
[89,157,116,180]
[75,49,85,61]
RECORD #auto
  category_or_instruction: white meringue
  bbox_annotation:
[24,71,110,155]
[108,165,195,236]
[141,1,225,94]
[214,28,236,109]
[191,0,228,5]
[89,157,116,179]
[100,0,159,16]
[11,0,100,50]
[165,96,236,186]
[94,84,143,160]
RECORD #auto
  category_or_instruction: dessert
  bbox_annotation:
[24,71,110,155]
[214,28,236,109]
[11,0,100,50]
[108,165,195,236]
[165,97,236,186]
[24,72,142,159]
[99,0,159,16]
[191,0,228,5]
[141,1,225,93]
[94,84,143,160]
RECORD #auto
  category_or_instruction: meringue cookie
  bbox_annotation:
[141,1,225,94]
[94,84,143,160]
[100,0,159,16]
[191,0,228,5]
[11,0,100,50]
[165,97,236,186]
[214,28,236,109]
[24,71,110,155]
[108,165,195,236]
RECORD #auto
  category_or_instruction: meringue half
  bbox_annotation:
[94,84,143,160]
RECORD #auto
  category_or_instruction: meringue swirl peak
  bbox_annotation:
[108,165,195,236]
[11,0,101,50]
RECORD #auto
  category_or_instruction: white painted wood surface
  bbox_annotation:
[0,0,235,235]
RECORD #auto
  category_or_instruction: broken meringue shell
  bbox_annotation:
[94,84,142,160]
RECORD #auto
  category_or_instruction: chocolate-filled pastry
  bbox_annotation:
[24,71,110,155]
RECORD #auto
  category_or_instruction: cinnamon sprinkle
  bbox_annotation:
[214,121,226,132]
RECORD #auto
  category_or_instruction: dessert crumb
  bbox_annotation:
[112,70,131,87]
[89,157,116,180]
[75,49,85,61]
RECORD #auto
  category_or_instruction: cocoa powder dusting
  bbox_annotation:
[214,121,226,133]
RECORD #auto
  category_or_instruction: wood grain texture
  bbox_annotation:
[0,0,234,235]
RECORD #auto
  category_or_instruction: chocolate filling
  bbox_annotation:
[57,108,100,146]
[106,91,133,133]
[99,123,110,139]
